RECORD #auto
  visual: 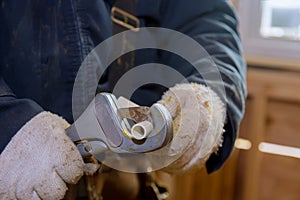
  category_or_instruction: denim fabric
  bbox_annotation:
[0,0,246,173]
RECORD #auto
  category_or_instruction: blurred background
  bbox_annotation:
[155,1,300,199]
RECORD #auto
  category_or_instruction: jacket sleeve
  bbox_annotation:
[0,77,43,153]
[158,0,247,173]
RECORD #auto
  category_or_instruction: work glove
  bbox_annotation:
[0,111,99,200]
[158,83,226,173]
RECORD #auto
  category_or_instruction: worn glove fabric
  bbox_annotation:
[159,83,226,173]
[0,112,99,200]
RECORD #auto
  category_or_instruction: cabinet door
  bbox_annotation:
[236,69,300,200]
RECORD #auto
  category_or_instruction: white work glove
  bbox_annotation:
[158,83,226,173]
[0,112,99,200]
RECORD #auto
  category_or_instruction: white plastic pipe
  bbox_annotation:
[130,121,153,140]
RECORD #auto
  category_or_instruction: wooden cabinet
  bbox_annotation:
[156,68,300,200]
[235,68,300,200]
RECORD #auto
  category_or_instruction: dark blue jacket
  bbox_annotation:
[0,0,246,173]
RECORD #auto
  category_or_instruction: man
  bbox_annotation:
[0,0,246,199]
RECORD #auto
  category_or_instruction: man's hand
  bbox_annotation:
[158,83,226,173]
[0,112,99,200]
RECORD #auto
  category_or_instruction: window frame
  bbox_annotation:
[237,0,300,62]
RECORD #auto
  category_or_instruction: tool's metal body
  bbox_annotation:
[66,93,173,159]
